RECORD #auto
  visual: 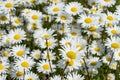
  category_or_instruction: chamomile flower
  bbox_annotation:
[42,50,55,60]
[25,72,39,80]
[11,16,22,27]
[2,0,15,11]
[28,11,42,22]
[37,60,55,74]
[40,38,57,49]
[88,0,98,6]
[87,57,102,69]
[9,28,26,44]
[102,53,113,64]
[65,2,83,15]
[66,72,84,80]
[113,49,120,60]
[92,32,101,38]
[105,12,118,24]
[106,25,120,36]
[34,28,55,40]
[1,35,12,45]
[14,56,34,71]
[56,12,73,24]
[47,2,64,15]
[107,73,115,80]
[10,67,24,80]
[105,37,120,51]
[31,49,41,60]
[0,57,9,74]
[89,41,104,55]
[52,24,70,34]
[59,45,81,60]
[60,37,73,46]
[98,0,116,7]
[11,45,29,58]
[77,14,98,27]
[1,48,11,58]
[27,21,42,32]
[0,14,10,24]
[85,69,98,77]
[109,61,117,70]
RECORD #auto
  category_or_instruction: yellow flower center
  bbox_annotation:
[84,18,92,24]
[90,61,97,66]
[94,47,100,52]
[46,54,51,59]
[60,16,67,20]
[111,63,115,68]
[53,7,60,12]
[71,32,77,36]
[66,51,76,59]
[14,34,21,40]
[0,33,2,37]
[0,64,4,70]
[104,0,111,2]
[53,0,58,3]
[42,64,50,70]
[34,53,40,58]
[45,41,52,47]
[43,34,50,39]
[0,16,7,21]
[118,52,120,57]
[76,44,83,51]
[32,15,39,20]
[107,16,114,21]
[6,38,10,43]
[88,26,97,32]
[91,9,97,13]
[106,57,111,62]
[21,61,29,68]
[71,7,78,12]
[65,41,71,46]
[106,22,113,27]
[16,71,23,76]
[14,19,20,24]
[27,78,33,80]
[111,42,120,49]
[5,2,13,8]
[17,50,24,56]
[111,30,117,34]
[93,33,99,38]
[30,0,35,3]
[68,59,74,66]
[60,27,65,32]
[3,51,9,57]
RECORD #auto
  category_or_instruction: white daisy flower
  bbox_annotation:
[42,50,55,60]
[87,57,102,69]
[11,16,22,27]
[25,72,39,80]
[77,14,98,27]
[98,0,116,7]
[14,56,35,71]
[47,2,64,15]
[113,49,120,61]
[50,75,61,80]
[66,72,84,80]
[106,25,120,36]
[56,12,73,24]
[109,61,117,70]
[105,37,120,51]
[9,28,26,44]
[31,49,41,60]
[65,2,83,15]
[107,73,115,80]
[11,45,29,58]
[37,60,55,74]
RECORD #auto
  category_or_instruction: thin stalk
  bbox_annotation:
[46,39,53,73]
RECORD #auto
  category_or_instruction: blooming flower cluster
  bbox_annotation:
[0,0,120,80]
